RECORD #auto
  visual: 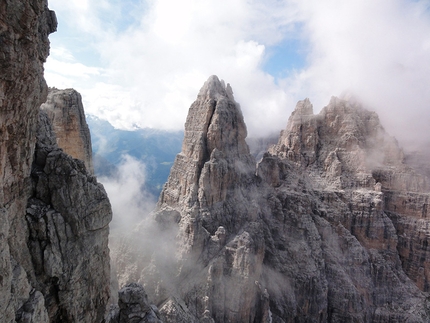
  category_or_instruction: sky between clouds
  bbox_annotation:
[45,0,430,149]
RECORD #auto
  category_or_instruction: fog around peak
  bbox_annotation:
[46,0,430,150]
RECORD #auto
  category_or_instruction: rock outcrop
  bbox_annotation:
[0,1,112,322]
[261,96,430,321]
[121,76,430,322]
[41,88,94,173]
[24,111,112,322]
[108,283,162,323]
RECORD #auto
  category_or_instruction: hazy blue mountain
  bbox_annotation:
[87,115,183,196]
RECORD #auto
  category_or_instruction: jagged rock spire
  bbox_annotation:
[158,75,254,212]
[141,81,430,323]
[152,76,265,322]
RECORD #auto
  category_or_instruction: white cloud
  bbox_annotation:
[99,155,156,230]
[46,0,297,134]
[285,0,430,148]
[45,0,430,148]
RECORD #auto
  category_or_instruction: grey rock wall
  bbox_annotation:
[0,2,112,322]
[25,111,112,322]
[0,1,56,321]
[124,76,430,322]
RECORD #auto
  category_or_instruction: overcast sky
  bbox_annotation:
[45,0,430,148]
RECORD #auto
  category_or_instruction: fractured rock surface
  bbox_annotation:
[0,1,112,322]
[41,88,94,173]
[25,111,112,322]
[108,283,162,323]
[118,76,430,322]
[0,0,56,321]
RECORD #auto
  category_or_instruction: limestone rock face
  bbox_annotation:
[271,96,430,296]
[270,96,405,188]
[152,75,268,322]
[0,1,56,321]
[132,77,430,322]
[261,96,430,321]
[108,283,162,323]
[0,2,112,322]
[25,111,112,322]
[40,88,94,173]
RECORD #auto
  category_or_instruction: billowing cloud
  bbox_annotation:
[45,0,430,149]
[99,155,156,230]
[287,0,430,148]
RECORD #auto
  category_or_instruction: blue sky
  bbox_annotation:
[45,0,430,148]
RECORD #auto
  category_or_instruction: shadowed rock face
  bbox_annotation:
[0,1,112,322]
[0,1,56,321]
[107,283,163,323]
[25,111,112,322]
[136,76,430,322]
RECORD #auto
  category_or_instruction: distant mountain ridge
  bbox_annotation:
[87,115,184,196]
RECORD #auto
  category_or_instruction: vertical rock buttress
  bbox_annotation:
[40,88,94,174]
[154,75,268,322]
[0,1,57,321]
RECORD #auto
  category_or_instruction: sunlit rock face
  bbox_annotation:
[140,76,430,322]
[40,88,94,173]
[0,2,112,322]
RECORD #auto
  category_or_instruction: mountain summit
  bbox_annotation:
[121,76,430,322]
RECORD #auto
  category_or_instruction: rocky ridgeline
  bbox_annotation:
[0,2,112,322]
[116,75,430,322]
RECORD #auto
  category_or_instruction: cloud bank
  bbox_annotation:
[46,0,430,148]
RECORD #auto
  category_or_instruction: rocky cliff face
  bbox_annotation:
[123,76,430,322]
[1,1,56,321]
[41,88,94,173]
[24,111,112,322]
[153,76,265,322]
[262,96,430,321]
[0,1,112,322]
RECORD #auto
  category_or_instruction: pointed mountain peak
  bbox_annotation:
[198,75,235,101]
[293,98,313,116]
[157,76,253,209]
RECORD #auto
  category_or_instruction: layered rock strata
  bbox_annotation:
[0,1,112,322]
[41,88,94,173]
[130,76,430,322]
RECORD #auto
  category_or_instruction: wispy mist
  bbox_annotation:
[286,0,430,150]
[98,154,181,302]
[99,155,156,230]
